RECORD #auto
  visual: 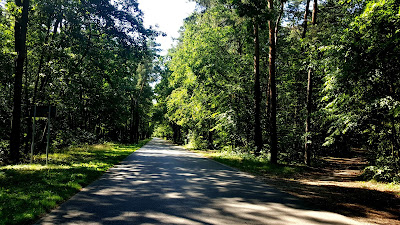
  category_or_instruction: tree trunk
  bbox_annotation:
[130,96,136,143]
[389,84,400,160]
[312,0,318,25]
[267,1,285,126]
[268,0,278,164]
[304,68,312,165]
[24,56,31,155]
[302,0,311,39]
[10,0,29,163]
[134,106,140,144]
[304,0,317,166]
[253,20,262,156]
[172,123,181,144]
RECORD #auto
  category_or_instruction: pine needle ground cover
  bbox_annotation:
[0,139,150,225]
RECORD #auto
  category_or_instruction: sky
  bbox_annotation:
[137,0,197,55]
[0,0,195,54]
[1,0,196,54]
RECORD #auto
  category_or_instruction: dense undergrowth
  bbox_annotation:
[0,139,150,225]
[192,147,400,186]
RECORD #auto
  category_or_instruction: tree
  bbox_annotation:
[10,0,29,163]
[253,19,262,155]
[230,0,267,155]
[267,0,278,164]
[322,0,399,179]
[1,0,157,164]
[0,6,13,151]
[303,0,318,166]
[160,2,257,150]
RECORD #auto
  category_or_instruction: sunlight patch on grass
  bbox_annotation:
[357,180,400,196]
[0,139,151,225]
[3,164,72,170]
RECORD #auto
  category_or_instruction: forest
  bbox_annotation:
[0,0,157,164]
[153,0,400,182]
[1,0,399,183]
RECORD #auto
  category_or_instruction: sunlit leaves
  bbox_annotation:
[160,3,254,149]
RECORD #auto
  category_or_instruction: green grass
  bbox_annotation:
[0,139,150,225]
[194,150,304,177]
[195,150,400,197]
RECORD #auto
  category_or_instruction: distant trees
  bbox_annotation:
[0,0,157,164]
[154,0,400,181]
[155,2,256,149]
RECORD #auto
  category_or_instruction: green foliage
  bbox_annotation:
[157,0,400,178]
[361,165,400,183]
[2,0,399,182]
[0,139,150,225]
[321,0,400,176]
[152,123,173,140]
[0,0,157,163]
[155,2,258,151]
[0,6,13,144]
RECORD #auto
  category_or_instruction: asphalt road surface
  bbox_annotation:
[37,138,362,225]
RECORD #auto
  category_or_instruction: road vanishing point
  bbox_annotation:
[37,138,362,225]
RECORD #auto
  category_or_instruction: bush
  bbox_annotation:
[0,140,9,164]
[53,128,97,149]
[361,166,400,183]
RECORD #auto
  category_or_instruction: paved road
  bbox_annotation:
[37,138,362,225]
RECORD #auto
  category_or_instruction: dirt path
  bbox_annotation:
[262,150,400,225]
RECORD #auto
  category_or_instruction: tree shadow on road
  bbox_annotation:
[262,175,400,225]
[38,138,362,225]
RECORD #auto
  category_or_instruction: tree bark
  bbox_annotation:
[134,105,140,144]
[312,0,318,25]
[304,68,312,165]
[268,0,278,164]
[267,1,284,121]
[304,0,317,166]
[302,0,311,39]
[130,95,140,144]
[10,0,29,163]
[253,20,262,156]
[24,55,31,155]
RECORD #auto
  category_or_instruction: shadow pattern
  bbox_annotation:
[37,138,361,225]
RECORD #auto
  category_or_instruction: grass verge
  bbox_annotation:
[192,150,304,177]
[0,139,150,225]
